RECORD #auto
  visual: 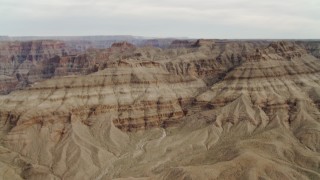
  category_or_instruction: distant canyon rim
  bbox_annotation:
[0,37,319,179]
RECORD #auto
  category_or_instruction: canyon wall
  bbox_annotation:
[0,40,319,179]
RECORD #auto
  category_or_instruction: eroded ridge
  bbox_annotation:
[0,40,319,180]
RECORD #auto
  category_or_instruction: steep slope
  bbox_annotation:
[297,41,320,59]
[0,40,319,179]
[0,41,138,94]
[0,41,68,94]
[106,41,320,179]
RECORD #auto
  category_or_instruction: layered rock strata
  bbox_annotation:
[0,40,319,179]
[0,41,69,94]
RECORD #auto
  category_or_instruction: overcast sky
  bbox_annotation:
[0,0,319,38]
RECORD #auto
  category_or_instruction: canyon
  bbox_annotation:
[0,38,319,179]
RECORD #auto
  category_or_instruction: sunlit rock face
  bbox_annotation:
[0,40,320,180]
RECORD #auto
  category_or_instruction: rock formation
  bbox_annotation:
[0,40,69,94]
[0,40,319,179]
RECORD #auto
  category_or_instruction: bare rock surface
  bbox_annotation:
[0,40,319,179]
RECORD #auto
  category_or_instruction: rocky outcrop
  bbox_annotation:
[266,41,306,60]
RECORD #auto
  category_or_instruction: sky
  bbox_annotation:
[0,0,319,39]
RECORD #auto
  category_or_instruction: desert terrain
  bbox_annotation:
[0,38,319,179]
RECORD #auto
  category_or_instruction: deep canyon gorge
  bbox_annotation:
[0,38,319,179]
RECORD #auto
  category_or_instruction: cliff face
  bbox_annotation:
[0,41,69,94]
[0,41,130,94]
[0,40,252,131]
[0,40,319,180]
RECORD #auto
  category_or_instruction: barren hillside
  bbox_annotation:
[0,40,319,180]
